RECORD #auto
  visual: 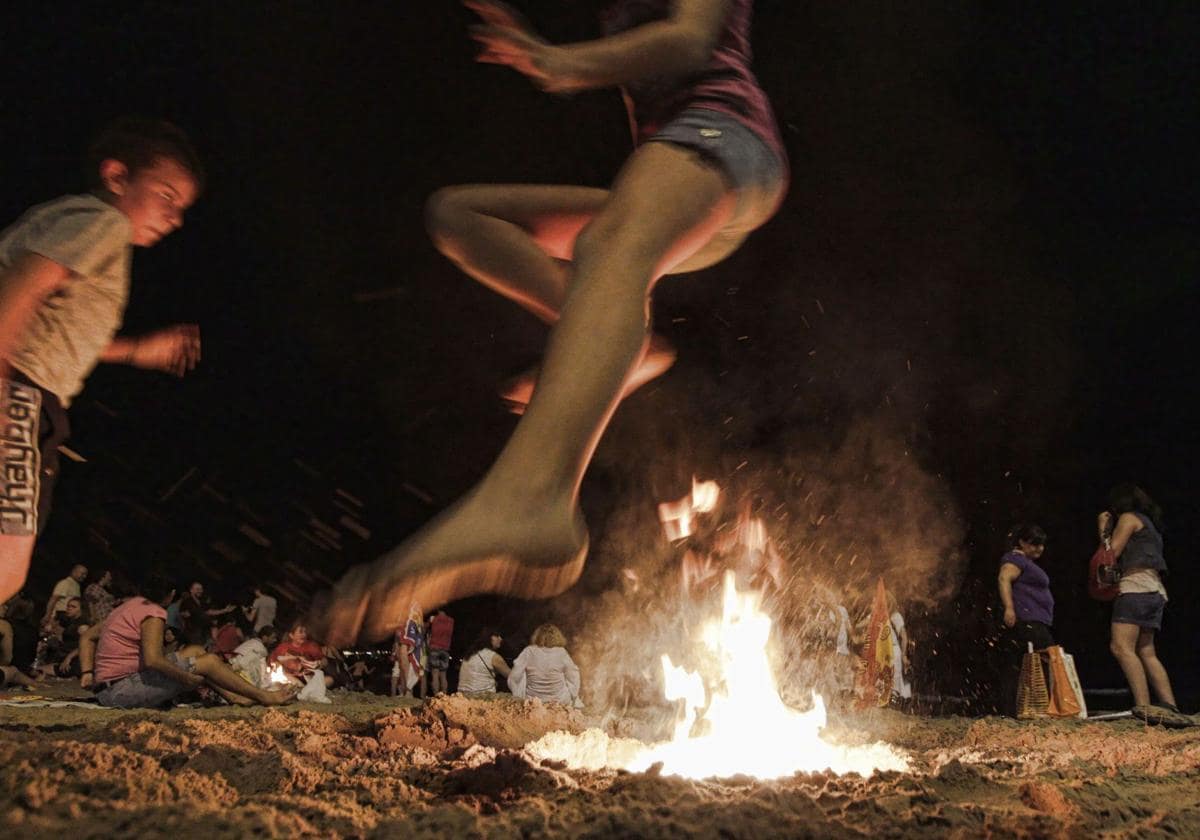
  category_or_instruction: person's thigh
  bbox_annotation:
[1110,620,1141,651]
[431,184,609,261]
[579,142,736,281]
[98,669,188,708]
[0,535,35,604]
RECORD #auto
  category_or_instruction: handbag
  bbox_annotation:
[1044,646,1087,718]
[1088,545,1120,601]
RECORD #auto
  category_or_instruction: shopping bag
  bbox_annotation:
[1062,652,1088,719]
[1044,646,1084,718]
[1016,643,1049,719]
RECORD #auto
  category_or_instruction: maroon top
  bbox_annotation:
[602,0,785,163]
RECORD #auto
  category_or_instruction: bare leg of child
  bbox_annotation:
[426,184,678,413]
[315,142,741,645]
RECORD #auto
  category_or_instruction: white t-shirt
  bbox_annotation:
[50,577,81,615]
[507,645,581,705]
[1,194,132,404]
[458,648,503,693]
[229,638,269,688]
[250,594,277,631]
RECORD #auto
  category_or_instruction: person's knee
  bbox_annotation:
[191,652,220,672]
[425,186,476,243]
[1110,638,1133,658]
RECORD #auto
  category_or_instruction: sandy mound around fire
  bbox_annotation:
[2,692,1199,838]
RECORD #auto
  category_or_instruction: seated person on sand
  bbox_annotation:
[77,578,296,709]
[1,604,39,689]
[228,624,279,689]
[508,624,582,708]
[0,596,39,675]
[37,596,89,677]
[269,621,334,689]
[457,628,511,695]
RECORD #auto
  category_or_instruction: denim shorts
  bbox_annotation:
[96,653,197,709]
[428,649,451,671]
[1112,592,1166,630]
[649,108,788,233]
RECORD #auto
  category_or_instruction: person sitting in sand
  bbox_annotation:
[0,600,40,690]
[78,578,296,709]
[508,623,582,707]
[228,624,279,688]
[269,621,335,689]
[457,628,511,695]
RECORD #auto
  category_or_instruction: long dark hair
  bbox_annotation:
[1005,523,1047,550]
[467,627,502,656]
[1108,484,1164,532]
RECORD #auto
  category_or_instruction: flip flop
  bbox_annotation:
[1131,704,1196,728]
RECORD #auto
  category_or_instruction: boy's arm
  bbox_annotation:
[468,0,730,93]
[0,253,71,379]
[98,324,201,376]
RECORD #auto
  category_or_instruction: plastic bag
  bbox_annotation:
[297,669,331,703]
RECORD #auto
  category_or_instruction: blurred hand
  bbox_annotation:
[131,324,201,376]
[1003,608,1016,628]
[1097,511,1113,531]
[79,673,94,689]
[466,0,578,93]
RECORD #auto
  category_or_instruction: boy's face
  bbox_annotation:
[102,156,198,247]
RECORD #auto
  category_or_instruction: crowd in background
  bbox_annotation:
[0,566,586,711]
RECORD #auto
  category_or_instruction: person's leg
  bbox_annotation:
[1135,629,1177,708]
[1110,621,1150,707]
[1,664,36,688]
[0,617,13,666]
[318,143,738,645]
[190,652,295,705]
[425,184,676,411]
[0,536,35,607]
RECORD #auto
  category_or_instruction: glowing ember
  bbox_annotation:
[267,663,291,685]
[658,477,721,540]
[527,573,909,779]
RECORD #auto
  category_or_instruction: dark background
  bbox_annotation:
[4,1,1197,709]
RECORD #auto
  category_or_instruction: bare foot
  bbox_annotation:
[262,684,301,706]
[500,333,677,415]
[312,484,587,646]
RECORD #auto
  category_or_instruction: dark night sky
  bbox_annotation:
[4,2,1197,706]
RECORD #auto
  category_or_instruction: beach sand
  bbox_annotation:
[2,683,1198,838]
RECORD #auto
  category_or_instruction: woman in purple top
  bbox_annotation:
[317,0,788,644]
[996,523,1053,716]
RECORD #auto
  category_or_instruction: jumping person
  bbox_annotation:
[1099,484,1189,726]
[316,0,788,644]
[0,118,203,606]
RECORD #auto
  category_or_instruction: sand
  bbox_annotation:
[2,685,1198,839]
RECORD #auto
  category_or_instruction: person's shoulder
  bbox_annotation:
[26,194,130,236]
